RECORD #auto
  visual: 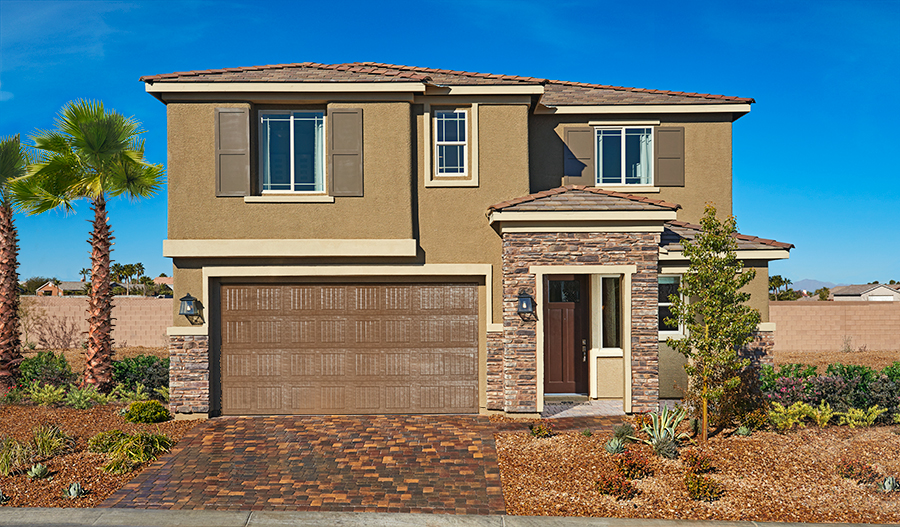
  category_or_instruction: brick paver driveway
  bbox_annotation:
[102,415,507,514]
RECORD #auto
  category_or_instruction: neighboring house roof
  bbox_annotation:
[661,221,795,251]
[139,62,754,105]
[487,186,681,213]
[831,284,898,296]
[35,281,86,293]
[154,276,174,286]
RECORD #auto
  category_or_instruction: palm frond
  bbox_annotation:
[0,135,29,190]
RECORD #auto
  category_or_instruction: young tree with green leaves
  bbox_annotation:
[665,204,761,442]
[12,100,164,391]
[0,136,26,390]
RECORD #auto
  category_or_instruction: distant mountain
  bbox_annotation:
[792,279,844,292]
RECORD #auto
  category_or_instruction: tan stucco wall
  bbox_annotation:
[415,103,531,323]
[658,342,687,399]
[167,101,413,240]
[529,114,733,224]
[744,260,770,323]
[171,261,203,327]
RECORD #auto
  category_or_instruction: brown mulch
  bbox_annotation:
[496,426,900,522]
[22,347,167,374]
[0,404,198,508]
[775,349,899,372]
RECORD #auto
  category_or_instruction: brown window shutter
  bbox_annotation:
[328,108,364,197]
[215,108,250,197]
[655,127,684,187]
[563,127,594,185]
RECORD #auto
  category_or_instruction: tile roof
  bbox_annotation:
[661,220,794,251]
[140,62,754,105]
[831,284,898,296]
[487,186,681,213]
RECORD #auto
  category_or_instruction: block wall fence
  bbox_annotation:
[21,296,171,349]
[770,301,900,352]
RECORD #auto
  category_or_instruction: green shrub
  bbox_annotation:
[122,400,171,424]
[31,425,72,460]
[109,383,151,404]
[683,449,714,474]
[101,432,172,474]
[154,386,169,402]
[0,385,26,404]
[18,351,77,387]
[65,385,111,409]
[882,362,900,383]
[112,355,169,392]
[809,400,835,427]
[529,420,553,438]
[26,383,67,406]
[741,407,770,430]
[768,401,810,431]
[837,458,880,484]
[0,437,31,476]
[684,472,724,502]
[837,406,887,428]
[612,449,653,479]
[597,472,638,500]
[87,430,129,453]
[826,363,878,386]
[894,413,900,425]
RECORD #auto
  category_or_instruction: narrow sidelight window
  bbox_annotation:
[260,111,325,192]
[601,277,621,348]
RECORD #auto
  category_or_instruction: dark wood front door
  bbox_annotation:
[543,275,589,394]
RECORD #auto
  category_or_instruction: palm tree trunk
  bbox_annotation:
[0,203,21,390]
[84,195,114,391]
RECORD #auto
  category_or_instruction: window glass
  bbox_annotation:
[435,110,467,176]
[549,280,581,303]
[658,276,680,332]
[261,114,291,191]
[596,127,652,185]
[598,130,622,184]
[625,128,652,185]
[260,111,324,193]
[601,277,621,348]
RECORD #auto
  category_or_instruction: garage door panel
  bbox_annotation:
[221,283,478,415]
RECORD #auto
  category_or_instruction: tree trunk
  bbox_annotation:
[0,203,21,390]
[84,195,114,391]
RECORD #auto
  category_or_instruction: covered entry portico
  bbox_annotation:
[486,186,680,414]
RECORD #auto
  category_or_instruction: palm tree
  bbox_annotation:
[78,267,90,282]
[0,136,25,390]
[12,100,164,391]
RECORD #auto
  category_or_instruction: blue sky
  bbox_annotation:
[0,0,898,285]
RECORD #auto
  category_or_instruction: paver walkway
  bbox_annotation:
[102,414,624,515]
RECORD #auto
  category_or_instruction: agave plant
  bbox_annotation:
[734,426,752,437]
[629,406,691,457]
[0,487,9,504]
[63,482,86,499]
[26,463,49,479]
[878,476,900,493]
[604,437,625,454]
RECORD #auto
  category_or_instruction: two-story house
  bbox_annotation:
[141,62,791,419]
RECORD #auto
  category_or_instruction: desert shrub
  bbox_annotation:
[31,425,72,460]
[682,449,714,474]
[597,472,638,500]
[733,426,752,436]
[112,355,169,392]
[0,385,26,404]
[529,420,553,438]
[154,386,169,402]
[826,363,878,388]
[109,383,151,404]
[101,432,172,474]
[741,407,770,430]
[612,449,653,479]
[88,430,129,453]
[867,376,900,422]
[612,424,634,441]
[763,376,806,406]
[0,437,31,476]
[631,412,652,430]
[882,362,900,383]
[25,383,67,406]
[760,363,816,393]
[768,401,810,431]
[802,375,852,411]
[837,458,880,485]
[837,406,887,428]
[685,472,724,502]
[122,400,171,424]
[581,429,592,437]
[808,401,835,427]
[18,351,77,387]
[64,385,111,409]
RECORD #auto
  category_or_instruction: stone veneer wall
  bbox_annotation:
[486,330,504,410]
[169,335,210,414]
[743,330,775,367]
[499,231,661,413]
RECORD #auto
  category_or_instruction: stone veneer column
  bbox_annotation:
[743,330,775,367]
[169,335,210,415]
[501,231,661,413]
[486,330,505,410]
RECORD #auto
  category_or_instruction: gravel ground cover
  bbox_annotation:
[0,404,198,508]
[496,425,900,522]
[775,349,898,372]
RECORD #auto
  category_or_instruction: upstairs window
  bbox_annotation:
[259,111,325,193]
[596,127,653,185]
[434,109,467,177]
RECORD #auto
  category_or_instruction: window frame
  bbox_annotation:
[258,110,327,195]
[433,108,469,179]
[658,274,683,336]
[594,126,655,186]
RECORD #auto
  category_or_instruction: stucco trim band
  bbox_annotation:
[535,104,752,115]
[489,211,678,224]
[659,249,791,261]
[162,239,417,258]
[146,82,427,94]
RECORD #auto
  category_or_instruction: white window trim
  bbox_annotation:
[434,109,468,178]
[258,110,327,195]
[594,126,654,187]
[658,274,684,338]
[423,103,479,187]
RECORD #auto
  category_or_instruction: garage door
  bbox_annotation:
[219,283,479,415]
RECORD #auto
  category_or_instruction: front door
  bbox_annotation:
[543,275,589,394]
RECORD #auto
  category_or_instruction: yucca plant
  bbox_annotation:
[0,136,25,391]
[13,100,164,392]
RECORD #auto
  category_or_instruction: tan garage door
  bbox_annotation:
[219,283,479,415]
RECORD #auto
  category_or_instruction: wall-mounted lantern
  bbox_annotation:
[179,293,203,324]
[517,291,536,320]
